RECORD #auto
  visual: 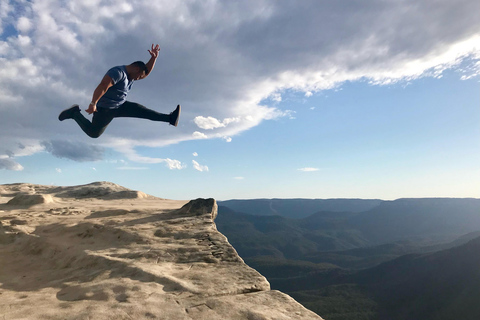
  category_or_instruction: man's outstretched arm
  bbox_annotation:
[145,44,160,76]
[86,75,114,114]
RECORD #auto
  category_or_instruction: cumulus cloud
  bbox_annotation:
[41,140,104,162]
[1,0,479,168]
[194,116,240,130]
[192,152,198,157]
[194,116,226,130]
[192,160,209,172]
[16,17,32,33]
[164,159,186,170]
[193,132,208,139]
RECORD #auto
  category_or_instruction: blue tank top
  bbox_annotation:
[97,65,134,109]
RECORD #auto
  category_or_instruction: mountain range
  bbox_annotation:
[218,198,383,218]
[216,197,480,320]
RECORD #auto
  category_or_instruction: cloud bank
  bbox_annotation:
[1,0,479,169]
[0,157,24,171]
[41,140,104,162]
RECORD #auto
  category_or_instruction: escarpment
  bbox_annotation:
[0,182,323,319]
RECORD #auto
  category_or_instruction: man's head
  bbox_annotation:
[127,61,149,80]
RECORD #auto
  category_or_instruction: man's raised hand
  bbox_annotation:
[148,44,160,59]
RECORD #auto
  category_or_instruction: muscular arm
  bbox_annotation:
[145,44,160,77]
[86,75,114,114]
[145,55,157,76]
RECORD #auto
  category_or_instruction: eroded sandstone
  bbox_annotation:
[0,182,323,320]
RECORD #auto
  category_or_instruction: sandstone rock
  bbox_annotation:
[0,182,323,320]
[6,193,54,206]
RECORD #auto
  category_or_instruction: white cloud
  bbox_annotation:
[17,35,31,47]
[17,17,32,33]
[164,159,186,170]
[55,168,62,173]
[193,132,208,139]
[223,136,232,143]
[192,152,198,157]
[192,160,209,172]
[106,141,186,170]
[194,116,225,130]
[270,92,282,102]
[194,116,241,130]
[0,0,479,169]
[298,167,320,172]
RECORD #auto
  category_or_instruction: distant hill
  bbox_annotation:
[348,198,480,244]
[357,236,480,320]
[303,230,480,269]
[274,236,480,320]
[216,197,480,320]
[218,198,383,218]
[217,198,480,267]
[216,206,370,260]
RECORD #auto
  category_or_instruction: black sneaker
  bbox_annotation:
[169,105,181,127]
[58,104,80,121]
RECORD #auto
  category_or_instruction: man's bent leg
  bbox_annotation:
[115,101,170,122]
[72,108,114,138]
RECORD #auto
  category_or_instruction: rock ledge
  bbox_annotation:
[0,182,323,320]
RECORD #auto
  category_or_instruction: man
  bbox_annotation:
[58,44,180,138]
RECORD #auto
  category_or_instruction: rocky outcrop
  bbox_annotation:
[6,193,54,206]
[0,182,323,320]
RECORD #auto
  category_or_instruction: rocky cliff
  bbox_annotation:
[0,182,322,320]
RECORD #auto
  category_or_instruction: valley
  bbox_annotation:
[216,198,480,320]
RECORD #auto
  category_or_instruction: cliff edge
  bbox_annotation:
[0,182,322,320]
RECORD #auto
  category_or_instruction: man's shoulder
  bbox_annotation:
[107,65,127,74]
[106,65,127,83]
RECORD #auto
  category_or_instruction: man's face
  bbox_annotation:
[132,68,147,80]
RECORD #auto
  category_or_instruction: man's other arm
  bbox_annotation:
[86,75,114,114]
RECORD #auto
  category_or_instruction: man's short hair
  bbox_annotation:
[130,61,149,75]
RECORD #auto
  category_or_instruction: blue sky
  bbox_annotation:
[1,0,479,200]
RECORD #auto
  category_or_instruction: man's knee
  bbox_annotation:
[87,131,103,139]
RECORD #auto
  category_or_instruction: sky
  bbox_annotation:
[0,0,479,201]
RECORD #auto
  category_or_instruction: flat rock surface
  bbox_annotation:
[0,182,323,320]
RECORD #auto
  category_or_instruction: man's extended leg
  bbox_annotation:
[115,101,180,126]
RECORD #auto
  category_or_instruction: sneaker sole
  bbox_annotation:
[171,105,181,127]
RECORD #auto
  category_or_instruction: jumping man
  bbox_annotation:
[58,44,180,138]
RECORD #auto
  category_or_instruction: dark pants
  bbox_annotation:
[72,101,170,138]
